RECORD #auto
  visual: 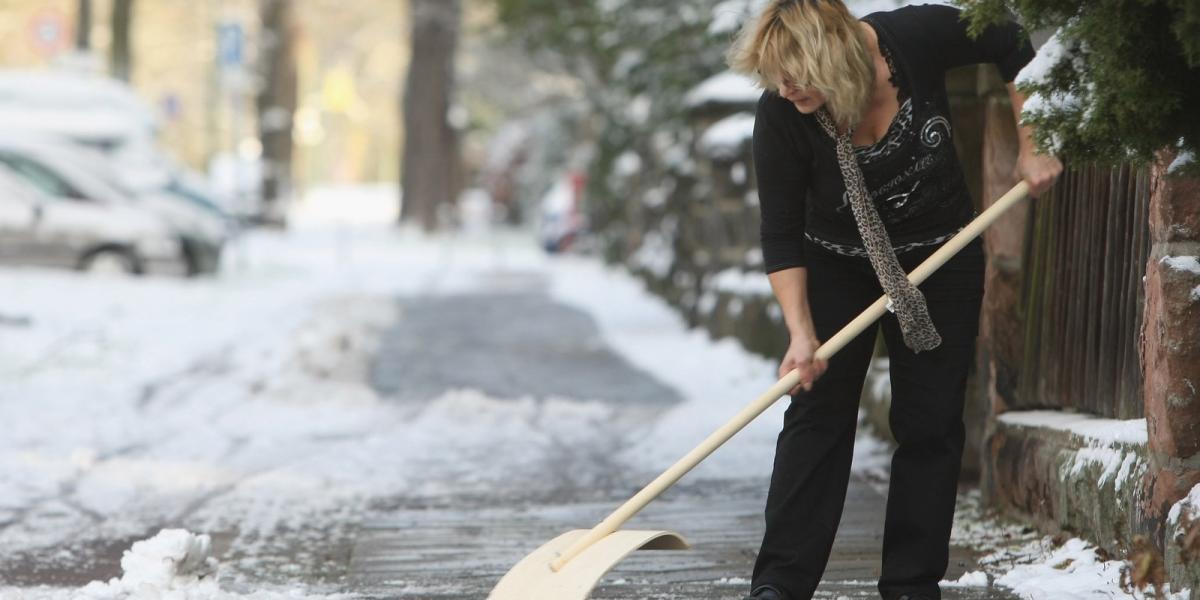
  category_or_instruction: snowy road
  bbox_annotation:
[0,187,1161,599]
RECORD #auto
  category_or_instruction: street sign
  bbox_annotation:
[217,22,244,68]
[29,10,68,57]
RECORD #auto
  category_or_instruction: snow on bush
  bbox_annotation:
[685,71,761,108]
[709,267,774,297]
[700,112,756,160]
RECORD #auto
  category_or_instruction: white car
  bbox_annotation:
[0,166,185,275]
[0,135,226,275]
[0,69,238,232]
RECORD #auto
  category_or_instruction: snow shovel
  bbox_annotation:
[488,180,1033,600]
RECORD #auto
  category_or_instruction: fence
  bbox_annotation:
[1017,161,1151,419]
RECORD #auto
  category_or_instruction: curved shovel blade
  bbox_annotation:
[488,529,689,600]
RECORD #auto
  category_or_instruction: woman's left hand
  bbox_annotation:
[1016,149,1064,198]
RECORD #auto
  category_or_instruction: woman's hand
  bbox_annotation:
[780,333,828,394]
[1016,148,1064,198]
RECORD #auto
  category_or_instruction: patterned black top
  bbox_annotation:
[754,4,1035,271]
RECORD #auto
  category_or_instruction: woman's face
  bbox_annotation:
[778,82,826,114]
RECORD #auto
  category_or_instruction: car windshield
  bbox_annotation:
[0,152,84,200]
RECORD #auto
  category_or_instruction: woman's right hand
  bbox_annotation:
[780,333,828,394]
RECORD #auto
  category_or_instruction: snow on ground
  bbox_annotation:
[0,184,885,596]
[952,490,1192,599]
[0,184,1174,599]
[0,529,348,600]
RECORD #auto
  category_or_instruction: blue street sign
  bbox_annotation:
[217,22,243,67]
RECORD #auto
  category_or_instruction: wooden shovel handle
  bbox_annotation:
[549,180,1031,572]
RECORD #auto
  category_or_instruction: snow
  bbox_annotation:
[700,112,756,160]
[0,185,558,591]
[1168,149,1194,175]
[0,182,1167,600]
[993,537,1189,600]
[999,411,1146,494]
[1015,27,1085,130]
[952,491,1192,599]
[685,72,761,108]
[1168,483,1200,524]
[997,411,1147,446]
[730,162,747,185]
[630,230,674,278]
[1015,29,1069,89]
[708,0,768,35]
[613,150,643,178]
[625,93,652,125]
[0,529,347,599]
[709,267,774,297]
[1163,255,1200,275]
[941,570,988,587]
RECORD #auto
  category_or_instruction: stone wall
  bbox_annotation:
[976,82,1200,597]
[1142,152,1200,592]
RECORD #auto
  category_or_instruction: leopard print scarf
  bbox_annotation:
[814,107,942,352]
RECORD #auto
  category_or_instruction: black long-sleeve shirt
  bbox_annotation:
[755,4,1036,272]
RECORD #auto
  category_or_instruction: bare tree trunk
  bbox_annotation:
[76,0,92,51]
[110,0,134,82]
[401,0,462,231]
[256,0,297,228]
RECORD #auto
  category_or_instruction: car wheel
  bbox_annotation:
[82,249,139,276]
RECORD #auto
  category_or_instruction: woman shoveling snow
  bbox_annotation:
[725,1,1061,599]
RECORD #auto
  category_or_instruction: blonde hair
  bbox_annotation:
[726,0,875,132]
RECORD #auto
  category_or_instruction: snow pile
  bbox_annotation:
[81,529,213,596]
[700,112,756,160]
[994,537,1188,600]
[0,529,347,600]
[941,570,988,587]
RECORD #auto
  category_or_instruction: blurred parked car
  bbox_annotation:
[0,69,243,227]
[0,167,185,275]
[0,136,225,276]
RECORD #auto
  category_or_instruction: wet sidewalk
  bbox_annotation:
[352,281,1016,599]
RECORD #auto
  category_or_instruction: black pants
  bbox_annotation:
[751,237,985,600]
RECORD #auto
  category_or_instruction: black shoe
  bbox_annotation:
[743,585,785,600]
